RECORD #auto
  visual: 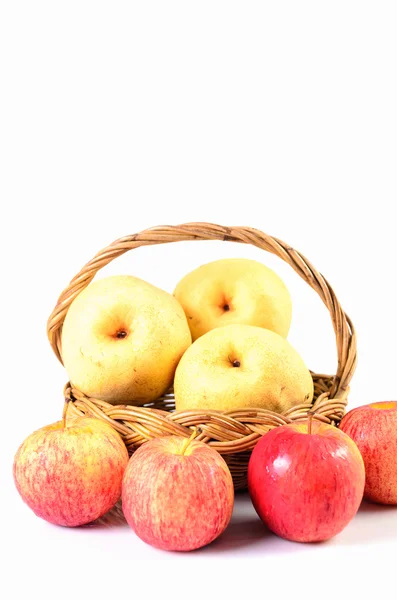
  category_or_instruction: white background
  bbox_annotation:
[1,1,396,598]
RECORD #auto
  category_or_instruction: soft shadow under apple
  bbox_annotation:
[331,499,397,546]
[83,501,128,530]
[358,499,397,514]
[200,492,302,554]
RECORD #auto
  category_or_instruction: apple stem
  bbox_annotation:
[181,427,198,455]
[307,411,314,435]
[62,398,70,429]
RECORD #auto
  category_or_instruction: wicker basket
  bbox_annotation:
[47,223,356,490]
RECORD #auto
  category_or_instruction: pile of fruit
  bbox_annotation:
[13,258,397,551]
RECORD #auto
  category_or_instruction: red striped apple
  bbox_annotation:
[339,401,397,504]
[122,434,234,551]
[13,417,129,527]
[248,419,365,542]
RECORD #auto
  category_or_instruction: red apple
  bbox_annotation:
[339,401,397,504]
[248,419,365,542]
[122,434,234,551]
[13,417,129,526]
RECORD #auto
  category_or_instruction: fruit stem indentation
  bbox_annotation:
[116,330,128,339]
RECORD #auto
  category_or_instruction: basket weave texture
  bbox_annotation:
[47,223,356,490]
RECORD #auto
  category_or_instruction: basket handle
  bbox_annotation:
[47,222,356,400]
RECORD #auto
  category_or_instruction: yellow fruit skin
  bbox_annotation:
[174,258,292,341]
[61,275,191,405]
[174,324,313,413]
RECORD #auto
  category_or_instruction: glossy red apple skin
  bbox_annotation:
[248,420,365,542]
[122,435,234,551]
[339,401,397,504]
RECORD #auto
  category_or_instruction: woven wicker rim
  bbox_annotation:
[47,222,356,487]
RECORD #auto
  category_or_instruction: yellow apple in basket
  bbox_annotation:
[61,275,191,404]
[174,258,292,341]
[174,324,313,413]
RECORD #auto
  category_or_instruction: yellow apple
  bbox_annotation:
[174,258,292,341]
[174,324,313,413]
[61,275,191,404]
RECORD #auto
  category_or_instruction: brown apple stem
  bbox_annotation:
[181,427,198,455]
[62,398,70,429]
[307,411,314,435]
